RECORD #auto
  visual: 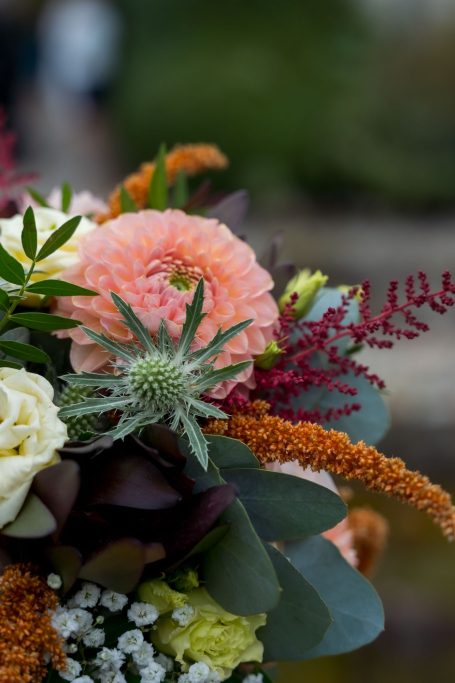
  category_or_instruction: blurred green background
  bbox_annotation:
[1,0,455,680]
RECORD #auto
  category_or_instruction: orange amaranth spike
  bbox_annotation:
[204,401,455,540]
[0,564,66,683]
[97,143,228,223]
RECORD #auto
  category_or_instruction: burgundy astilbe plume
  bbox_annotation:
[0,109,35,216]
[254,271,455,422]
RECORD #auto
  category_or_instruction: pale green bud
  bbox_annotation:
[279,269,328,318]
[338,284,363,301]
[254,340,283,370]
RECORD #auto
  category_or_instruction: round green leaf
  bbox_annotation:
[223,468,346,540]
[286,536,384,658]
[259,545,331,659]
[206,434,259,469]
[203,499,281,615]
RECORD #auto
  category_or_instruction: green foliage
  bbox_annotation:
[286,536,384,657]
[60,182,72,212]
[120,185,138,212]
[258,545,331,659]
[222,467,346,540]
[148,143,168,210]
[0,207,94,367]
[172,170,189,208]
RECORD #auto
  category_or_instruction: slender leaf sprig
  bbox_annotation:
[59,279,252,468]
[0,206,96,367]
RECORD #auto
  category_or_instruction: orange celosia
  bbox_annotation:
[97,143,228,223]
[205,402,455,540]
[0,564,66,683]
[348,507,389,576]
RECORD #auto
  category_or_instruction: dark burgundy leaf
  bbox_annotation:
[79,538,145,592]
[47,545,82,593]
[165,484,236,559]
[207,190,249,232]
[33,460,80,536]
[84,450,182,510]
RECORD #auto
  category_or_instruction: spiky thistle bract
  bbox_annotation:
[59,279,252,468]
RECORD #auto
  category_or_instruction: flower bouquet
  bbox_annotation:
[0,138,454,683]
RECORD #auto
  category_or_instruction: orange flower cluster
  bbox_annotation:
[348,507,389,576]
[0,564,66,683]
[205,402,455,540]
[97,143,228,222]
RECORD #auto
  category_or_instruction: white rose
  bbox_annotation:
[0,368,67,529]
[19,188,108,217]
[0,207,96,282]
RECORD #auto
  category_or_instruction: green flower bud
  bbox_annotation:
[279,269,328,318]
[58,384,98,440]
[169,567,200,593]
[138,578,188,615]
[254,340,283,370]
[338,284,363,301]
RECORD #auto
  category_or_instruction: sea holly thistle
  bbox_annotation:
[0,206,96,368]
[59,279,253,468]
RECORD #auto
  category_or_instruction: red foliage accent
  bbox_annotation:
[255,271,455,423]
[0,109,35,215]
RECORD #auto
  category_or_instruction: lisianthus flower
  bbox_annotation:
[0,207,96,282]
[20,188,108,216]
[150,587,266,680]
[0,368,67,528]
[52,209,278,397]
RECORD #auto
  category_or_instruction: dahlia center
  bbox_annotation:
[162,261,204,292]
[128,356,186,408]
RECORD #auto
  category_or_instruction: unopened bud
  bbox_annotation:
[254,340,283,370]
[279,269,328,318]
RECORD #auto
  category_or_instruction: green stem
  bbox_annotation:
[0,259,36,335]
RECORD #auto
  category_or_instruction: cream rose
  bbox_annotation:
[0,368,67,529]
[0,207,96,282]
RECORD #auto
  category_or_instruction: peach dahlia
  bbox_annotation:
[52,209,279,398]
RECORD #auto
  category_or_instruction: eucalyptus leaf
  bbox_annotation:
[148,143,168,210]
[36,215,82,261]
[0,244,25,285]
[0,340,50,363]
[26,279,97,297]
[10,312,81,331]
[286,536,384,658]
[203,499,281,615]
[21,206,38,259]
[319,371,390,445]
[222,468,346,540]
[259,545,331,659]
[206,434,259,469]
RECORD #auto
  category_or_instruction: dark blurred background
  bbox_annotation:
[1,1,454,680]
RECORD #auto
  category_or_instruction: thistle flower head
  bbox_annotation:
[59,279,252,468]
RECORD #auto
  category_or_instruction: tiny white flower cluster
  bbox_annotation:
[50,579,225,683]
[51,581,166,683]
